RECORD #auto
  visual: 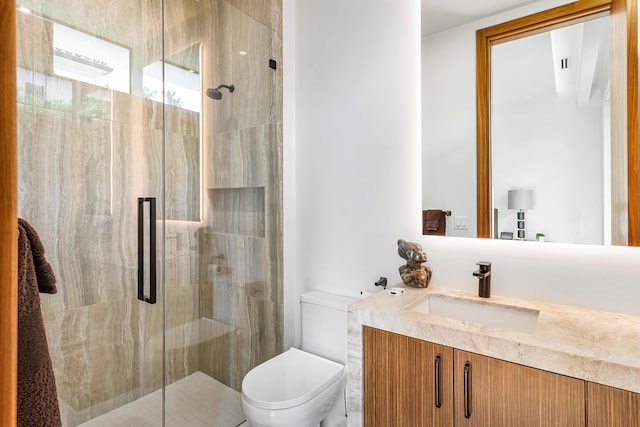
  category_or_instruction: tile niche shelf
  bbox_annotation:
[207,187,265,238]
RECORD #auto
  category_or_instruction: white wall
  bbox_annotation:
[284,0,640,350]
[284,0,422,348]
[422,22,478,237]
[283,0,298,350]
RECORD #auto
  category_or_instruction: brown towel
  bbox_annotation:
[17,218,62,427]
[423,210,447,236]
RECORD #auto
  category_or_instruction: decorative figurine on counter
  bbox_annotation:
[397,239,432,288]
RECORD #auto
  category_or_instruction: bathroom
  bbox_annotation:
[3,0,640,425]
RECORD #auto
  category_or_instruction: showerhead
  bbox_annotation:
[206,87,222,100]
[206,84,235,100]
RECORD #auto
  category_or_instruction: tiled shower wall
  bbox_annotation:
[198,0,283,391]
[16,0,282,425]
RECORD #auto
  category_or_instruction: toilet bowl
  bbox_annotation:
[240,291,356,427]
[241,348,347,427]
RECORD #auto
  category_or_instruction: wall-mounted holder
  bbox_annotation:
[422,210,451,235]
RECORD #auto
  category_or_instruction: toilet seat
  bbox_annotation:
[241,348,344,410]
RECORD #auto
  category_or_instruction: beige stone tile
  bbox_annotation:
[165,132,201,221]
[214,1,278,132]
[207,124,276,189]
[43,299,141,423]
[227,0,281,32]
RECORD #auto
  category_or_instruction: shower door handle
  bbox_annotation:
[137,197,157,304]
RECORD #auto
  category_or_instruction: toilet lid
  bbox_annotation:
[241,348,345,410]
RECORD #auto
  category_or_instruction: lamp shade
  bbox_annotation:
[507,189,533,210]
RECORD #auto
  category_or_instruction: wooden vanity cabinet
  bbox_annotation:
[363,326,453,426]
[363,327,585,427]
[587,382,640,427]
[454,350,584,427]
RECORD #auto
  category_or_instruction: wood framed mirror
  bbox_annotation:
[476,0,638,245]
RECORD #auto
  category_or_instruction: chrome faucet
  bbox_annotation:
[473,262,491,298]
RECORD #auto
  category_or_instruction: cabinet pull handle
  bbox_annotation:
[434,355,442,408]
[464,362,471,418]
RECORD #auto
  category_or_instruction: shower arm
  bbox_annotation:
[216,84,234,92]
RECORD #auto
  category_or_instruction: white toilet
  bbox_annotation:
[241,291,357,427]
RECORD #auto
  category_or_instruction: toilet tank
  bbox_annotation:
[300,291,357,364]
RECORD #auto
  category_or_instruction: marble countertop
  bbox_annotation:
[348,286,640,393]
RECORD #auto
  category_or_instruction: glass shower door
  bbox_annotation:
[16,0,283,424]
[15,0,168,424]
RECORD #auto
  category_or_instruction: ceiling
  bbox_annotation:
[421,0,544,36]
[492,15,611,107]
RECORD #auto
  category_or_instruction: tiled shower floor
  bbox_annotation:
[78,371,247,427]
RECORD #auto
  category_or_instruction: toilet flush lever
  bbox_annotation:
[374,277,388,290]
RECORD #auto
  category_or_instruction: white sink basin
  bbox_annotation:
[410,294,539,334]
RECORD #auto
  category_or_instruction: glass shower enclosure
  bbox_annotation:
[15,0,282,425]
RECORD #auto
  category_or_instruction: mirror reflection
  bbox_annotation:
[144,44,201,112]
[144,44,202,221]
[422,3,638,246]
[491,16,611,245]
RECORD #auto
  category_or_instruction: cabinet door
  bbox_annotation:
[588,382,640,427]
[453,350,585,427]
[363,326,453,427]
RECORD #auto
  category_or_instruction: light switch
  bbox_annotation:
[454,216,468,230]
